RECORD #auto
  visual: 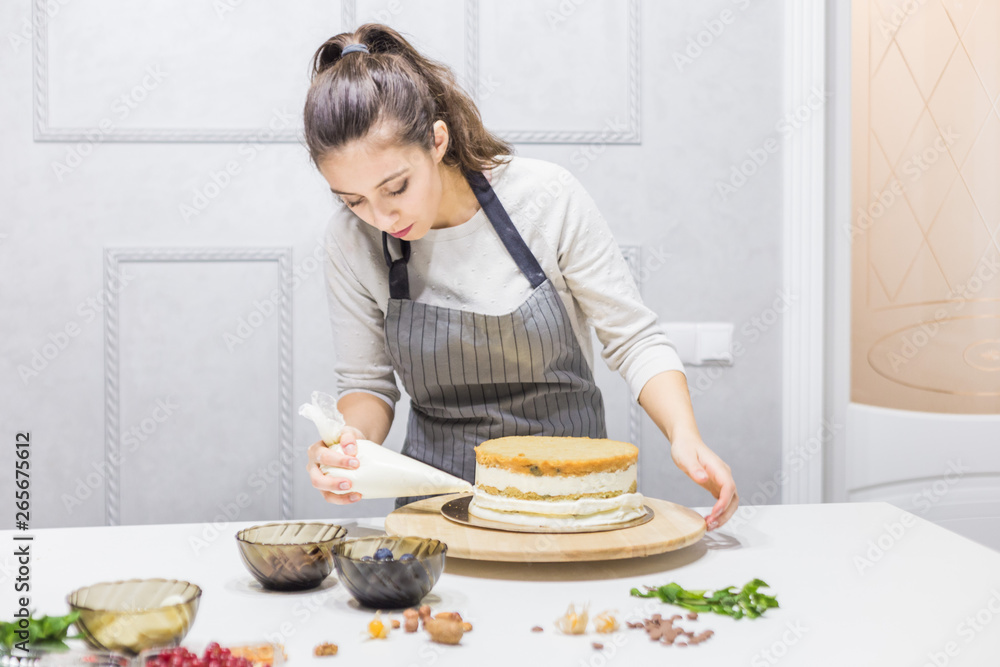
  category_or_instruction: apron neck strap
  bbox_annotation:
[381,233,411,300]
[465,170,547,289]
[380,169,548,300]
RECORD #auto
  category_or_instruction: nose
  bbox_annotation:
[370,200,399,232]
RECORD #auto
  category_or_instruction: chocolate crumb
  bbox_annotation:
[635,613,714,648]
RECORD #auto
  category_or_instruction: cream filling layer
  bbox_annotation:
[474,462,636,497]
[468,491,646,527]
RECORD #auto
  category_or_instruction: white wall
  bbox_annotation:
[0,0,787,528]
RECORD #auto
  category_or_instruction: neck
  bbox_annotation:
[433,164,481,229]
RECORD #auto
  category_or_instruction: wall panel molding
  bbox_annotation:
[34,0,637,145]
[493,0,641,144]
[463,0,480,100]
[103,247,293,525]
[782,2,826,504]
[621,244,643,447]
[33,0,356,143]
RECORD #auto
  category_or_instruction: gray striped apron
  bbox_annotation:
[384,170,606,509]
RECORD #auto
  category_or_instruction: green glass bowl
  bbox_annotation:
[235,522,347,591]
[333,536,447,609]
[67,578,202,655]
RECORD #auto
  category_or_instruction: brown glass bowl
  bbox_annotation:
[67,578,202,655]
[235,522,347,591]
[333,536,447,609]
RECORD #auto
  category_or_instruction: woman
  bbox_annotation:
[303,24,739,530]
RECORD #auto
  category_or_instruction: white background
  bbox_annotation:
[0,0,787,528]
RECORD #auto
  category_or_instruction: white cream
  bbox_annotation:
[475,462,636,497]
[468,492,646,527]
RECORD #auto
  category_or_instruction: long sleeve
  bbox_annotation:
[323,224,400,407]
[549,167,686,399]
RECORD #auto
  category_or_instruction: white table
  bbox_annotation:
[3,502,1000,666]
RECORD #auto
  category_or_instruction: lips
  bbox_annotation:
[389,224,414,239]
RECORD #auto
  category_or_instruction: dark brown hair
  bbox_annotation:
[303,24,511,174]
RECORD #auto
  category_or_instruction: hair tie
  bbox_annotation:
[341,43,369,56]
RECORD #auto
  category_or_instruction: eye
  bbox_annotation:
[388,179,408,197]
[344,197,363,208]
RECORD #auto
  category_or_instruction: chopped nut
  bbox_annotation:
[425,617,464,645]
[418,604,432,620]
[313,642,338,656]
[686,612,698,621]
[404,615,419,633]
[391,619,400,629]
[531,626,544,632]
[591,643,604,650]
[462,622,472,632]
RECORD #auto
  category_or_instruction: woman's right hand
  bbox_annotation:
[307,426,364,504]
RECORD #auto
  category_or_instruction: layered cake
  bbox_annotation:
[467,436,646,528]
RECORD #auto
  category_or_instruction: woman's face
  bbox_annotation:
[318,124,447,242]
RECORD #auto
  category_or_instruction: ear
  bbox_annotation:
[431,120,449,163]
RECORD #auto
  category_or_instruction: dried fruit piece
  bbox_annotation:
[593,611,619,634]
[555,603,589,635]
[367,611,390,639]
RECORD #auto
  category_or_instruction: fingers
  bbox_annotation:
[673,441,738,531]
[672,445,710,486]
[308,464,362,503]
[306,436,362,504]
[716,489,739,528]
[340,428,359,457]
[706,481,738,530]
[317,446,360,470]
[321,490,362,505]
[309,435,360,470]
[307,462,349,491]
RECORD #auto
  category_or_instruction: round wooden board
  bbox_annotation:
[383,493,706,562]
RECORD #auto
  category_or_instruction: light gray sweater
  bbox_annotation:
[323,155,684,408]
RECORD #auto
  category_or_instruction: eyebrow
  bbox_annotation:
[329,168,408,196]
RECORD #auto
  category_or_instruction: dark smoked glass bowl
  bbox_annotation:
[235,522,347,591]
[333,536,447,609]
[66,578,202,655]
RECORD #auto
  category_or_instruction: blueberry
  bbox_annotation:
[374,547,394,561]
[399,553,416,561]
[360,555,374,562]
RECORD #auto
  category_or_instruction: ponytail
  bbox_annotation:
[303,24,512,173]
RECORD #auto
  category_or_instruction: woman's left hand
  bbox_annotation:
[669,437,739,531]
